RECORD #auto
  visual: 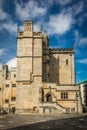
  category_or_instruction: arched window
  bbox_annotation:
[46,94,52,102]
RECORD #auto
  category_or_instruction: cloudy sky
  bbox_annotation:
[0,0,87,83]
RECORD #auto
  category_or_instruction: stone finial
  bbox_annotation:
[40,24,43,32]
[17,26,20,32]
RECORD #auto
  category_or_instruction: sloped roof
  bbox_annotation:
[77,79,87,85]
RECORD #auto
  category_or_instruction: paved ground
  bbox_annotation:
[0,113,87,130]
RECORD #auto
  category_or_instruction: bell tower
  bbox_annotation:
[16,21,43,113]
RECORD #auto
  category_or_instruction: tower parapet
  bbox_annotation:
[24,21,33,31]
[17,21,33,37]
[50,48,74,54]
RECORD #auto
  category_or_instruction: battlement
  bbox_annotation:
[33,32,42,36]
[18,32,23,37]
[17,21,48,38]
[49,48,74,54]
[18,31,42,38]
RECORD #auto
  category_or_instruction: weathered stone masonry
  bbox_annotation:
[16,21,82,114]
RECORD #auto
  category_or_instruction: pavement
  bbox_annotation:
[0,113,87,130]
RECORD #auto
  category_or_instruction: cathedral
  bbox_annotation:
[16,21,82,114]
[0,20,82,114]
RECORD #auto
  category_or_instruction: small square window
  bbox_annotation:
[11,97,16,101]
[12,84,16,87]
[71,108,75,112]
[5,99,9,103]
[66,108,70,113]
[6,84,9,87]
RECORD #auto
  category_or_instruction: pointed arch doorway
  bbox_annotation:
[46,93,52,102]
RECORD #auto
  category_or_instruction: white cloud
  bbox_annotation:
[57,0,72,5]
[78,13,87,25]
[47,12,74,35]
[77,58,87,64]
[6,58,17,70]
[74,2,83,16]
[0,9,7,20]
[15,0,46,21]
[34,24,40,32]
[74,30,80,46]
[67,1,84,16]
[0,0,17,35]
[0,48,6,56]
[0,0,8,20]
[0,22,17,35]
[60,1,84,26]
[42,0,72,6]
[74,30,87,47]
[79,37,87,46]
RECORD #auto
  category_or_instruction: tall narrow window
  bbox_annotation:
[66,59,68,65]
[14,74,16,78]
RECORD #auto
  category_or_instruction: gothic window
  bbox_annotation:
[46,94,52,102]
[61,92,68,99]
[0,87,1,91]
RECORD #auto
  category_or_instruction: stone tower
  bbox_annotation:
[16,21,43,113]
[49,49,75,85]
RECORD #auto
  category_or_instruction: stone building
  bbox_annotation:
[78,80,87,112]
[0,70,3,112]
[0,65,16,113]
[16,20,82,114]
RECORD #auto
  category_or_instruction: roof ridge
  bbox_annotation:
[77,79,87,85]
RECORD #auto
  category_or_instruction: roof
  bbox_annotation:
[77,79,87,85]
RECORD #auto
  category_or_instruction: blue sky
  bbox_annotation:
[0,0,87,83]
